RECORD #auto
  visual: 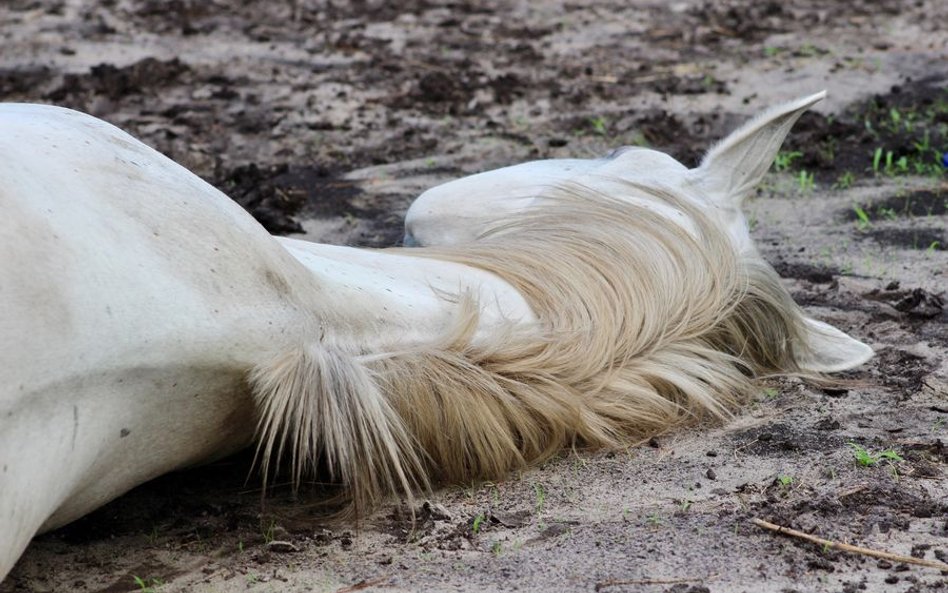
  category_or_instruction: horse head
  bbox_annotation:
[403,92,873,373]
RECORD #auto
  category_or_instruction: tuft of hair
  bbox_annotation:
[250,181,818,512]
[376,183,815,485]
[249,341,427,519]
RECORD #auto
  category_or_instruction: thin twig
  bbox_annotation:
[751,518,948,571]
[335,577,390,593]
[595,574,718,590]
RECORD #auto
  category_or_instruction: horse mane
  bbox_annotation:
[250,181,815,516]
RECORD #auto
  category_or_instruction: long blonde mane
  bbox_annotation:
[250,182,813,516]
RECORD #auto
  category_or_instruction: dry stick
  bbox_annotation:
[595,574,718,590]
[751,518,948,571]
[335,577,390,593]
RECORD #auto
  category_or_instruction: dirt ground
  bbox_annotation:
[2,1,947,592]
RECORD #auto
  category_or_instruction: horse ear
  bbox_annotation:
[687,91,826,207]
[796,317,873,373]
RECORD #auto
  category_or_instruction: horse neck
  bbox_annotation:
[275,237,536,350]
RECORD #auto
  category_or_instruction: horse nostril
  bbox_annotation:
[402,233,419,247]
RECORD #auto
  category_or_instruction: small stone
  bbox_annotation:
[706,468,717,480]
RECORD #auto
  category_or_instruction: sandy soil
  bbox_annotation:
[1,1,946,592]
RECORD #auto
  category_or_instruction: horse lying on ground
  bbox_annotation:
[0,92,870,581]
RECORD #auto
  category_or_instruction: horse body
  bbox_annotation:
[2,94,874,582]
[0,105,528,579]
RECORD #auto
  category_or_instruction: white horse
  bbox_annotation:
[0,93,870,581]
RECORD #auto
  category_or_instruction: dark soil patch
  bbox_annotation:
[216,164,365,234]
[46,57,191,103]
[44,449,352,549]
[752,481,946,539]
[784,79,948,183]
[213,164,407,245]
[871,348,937,392]
[890,288,946,319]
[730,421,844,457]
[650,74,729,97]
[862,285,946,320]
[903,440,948,465]
[554,108,730,168]
[661,0,904,59]
[864,227,945,251]
[0,67,52,99]
[771,261,839,284]
[392,65,526,116]
[51,451,258,545]
[685,1,791,46]
[842,188,948,222]
[629,109,720,167]
[330,193,413,247]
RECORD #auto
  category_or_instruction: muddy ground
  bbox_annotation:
[1,1,947,592]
